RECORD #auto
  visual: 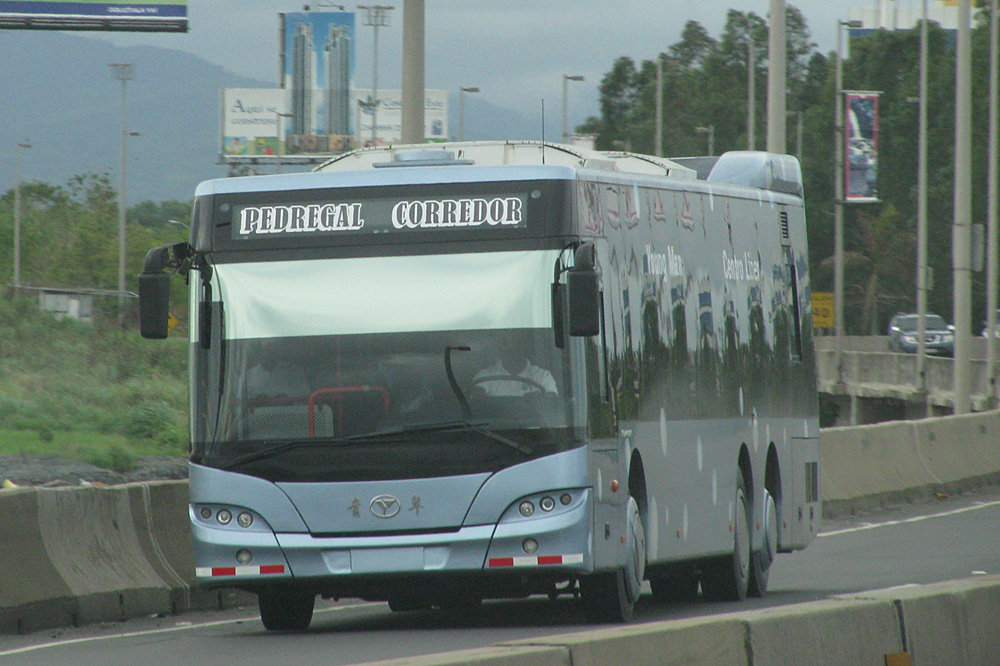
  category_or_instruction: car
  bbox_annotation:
[887,313,954,356]
[982,309,1000,338]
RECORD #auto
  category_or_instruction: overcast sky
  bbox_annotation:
[93,1,852,130]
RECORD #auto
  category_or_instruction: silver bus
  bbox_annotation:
[139,141,819,629]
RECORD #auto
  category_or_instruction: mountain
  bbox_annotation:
[0,30,541,204]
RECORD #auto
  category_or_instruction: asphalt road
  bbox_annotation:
[2,487,998,666]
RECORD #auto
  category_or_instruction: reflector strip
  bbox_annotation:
[195,564,286,577]
[488,553,583,568]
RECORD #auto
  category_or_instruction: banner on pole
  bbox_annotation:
[843,90,881,203]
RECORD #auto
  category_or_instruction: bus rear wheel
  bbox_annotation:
[580,496,645,622]
[701,474,751,601]
[258,589,315,631]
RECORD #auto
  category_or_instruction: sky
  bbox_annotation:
[92,0,854,134]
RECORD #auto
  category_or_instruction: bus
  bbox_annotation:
[139,141,820,629]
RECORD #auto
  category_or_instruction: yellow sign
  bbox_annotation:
[812,292,834,328]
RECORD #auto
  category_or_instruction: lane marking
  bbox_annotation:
[0,602,373,657]
[819,500,1000,537]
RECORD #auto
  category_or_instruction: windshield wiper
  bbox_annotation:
[219,421,531,471]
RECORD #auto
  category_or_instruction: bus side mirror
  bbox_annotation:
[138,248,172,339]
[567,243,600,337]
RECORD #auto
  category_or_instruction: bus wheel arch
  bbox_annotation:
[580,451,647,623]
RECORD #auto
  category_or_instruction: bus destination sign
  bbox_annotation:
[233,195,525,239]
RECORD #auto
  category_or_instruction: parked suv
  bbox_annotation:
[887,313,954,356]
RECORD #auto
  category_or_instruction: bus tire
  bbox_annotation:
[748,489,777,597]
[258,589,315,631]
[580,496,645,622]
[701,474,751,601]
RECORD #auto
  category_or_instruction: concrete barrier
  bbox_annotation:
[1,408,998,645]
[821,410,1000,516]
[357,577,1000,666]
[0,480,249,635]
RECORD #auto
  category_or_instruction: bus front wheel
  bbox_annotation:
[580,496,645,623]
[259,589,315,631]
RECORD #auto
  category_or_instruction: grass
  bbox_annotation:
[0,295,188,471]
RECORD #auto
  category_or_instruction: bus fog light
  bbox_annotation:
[236,549,252,565]
[539,496,555,512]
[518,501,535,517]
[237,512,254,528]
[522,538,538,554]
[217,509,232,525]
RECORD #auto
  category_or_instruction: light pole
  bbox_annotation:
[358,5,394,147]
[986,0,999,406]
[13,140,31,288]
[655,57,663,156]
[458,86,479,141]
[110,62,134,327]
[916,0,930,394]
[274,111,293,173]
[747,39,756,150]
[696,125,715,156]
[834,20,863,344]
[952,0,972,414]
[562,74,583,143]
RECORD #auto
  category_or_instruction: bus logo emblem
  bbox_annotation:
[370,495,401,519]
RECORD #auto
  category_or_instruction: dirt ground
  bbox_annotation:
[0,455,187,488]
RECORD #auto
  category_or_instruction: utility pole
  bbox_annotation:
[358,5,394,146]
[400,0,424,144]
[110,63,134,327]
[986,0,999,407]
[747,39,756,150]
[916,0,930,396]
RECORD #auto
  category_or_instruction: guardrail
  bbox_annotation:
[815,336,1000,422]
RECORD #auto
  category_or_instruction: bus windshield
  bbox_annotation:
[194,249,585,482]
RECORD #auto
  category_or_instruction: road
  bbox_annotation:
[2,487,998,665]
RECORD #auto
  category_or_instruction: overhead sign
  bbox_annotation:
[0,0,187,31]
[843,90,881,203]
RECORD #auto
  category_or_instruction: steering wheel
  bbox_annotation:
[469,374,550,394]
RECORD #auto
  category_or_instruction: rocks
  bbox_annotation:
[0,455,187,488]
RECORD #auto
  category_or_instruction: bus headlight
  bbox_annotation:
[519,501,535,517]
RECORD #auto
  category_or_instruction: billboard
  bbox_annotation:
[280,11,356,154]
[221,88,450,160]
[353,88,449,147]
[0,1,187,32]
[221,89,290,158]
[844,91,880,203]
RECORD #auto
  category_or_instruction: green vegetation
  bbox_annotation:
[0,295,188,471]
[579,5,1000,334]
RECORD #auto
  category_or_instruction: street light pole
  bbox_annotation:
[696,125,715,156]
[834,20,862,342]
[562,74,583,143]
[916,0,930,393]
[110,62,134,327]
[986,0,999,406]
[275,111,293,173]
[747,38,756,150]
[953,0,972,414]
[13,140,31,288]
[359,5,394,146]
[655,57,663,156]
[458,86,479,141]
